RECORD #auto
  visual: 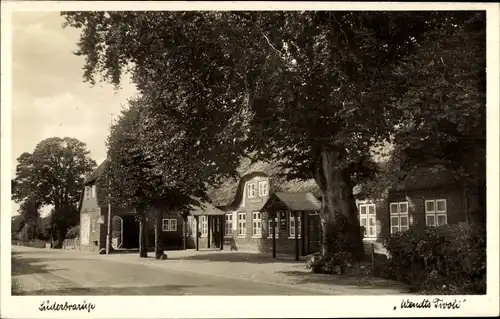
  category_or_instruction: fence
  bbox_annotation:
[62,237,80,250]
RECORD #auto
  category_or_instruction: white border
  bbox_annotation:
[1,2,499,318]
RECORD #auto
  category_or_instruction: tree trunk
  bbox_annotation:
[314,147,364,261]
[138,213,148,258]
[55,227,66,249]
[154,207,165,259]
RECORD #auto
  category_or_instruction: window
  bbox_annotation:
[224,214,232,236]
[170,219,177,231]
[252,212,262,237]
[425,199,447,227]
[84,186,91,199]
[289,213,301,238]
[247,183,256,198]
[390,202,409,234]
[201,216,208,236]
[258,181,269,197]
[162,219,177,232]
[359,203,377,238]
[238,212,246,236]
[91,185,96,198]
[267,217,278,238]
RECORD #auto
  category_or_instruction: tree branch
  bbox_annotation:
[262,32,281,57]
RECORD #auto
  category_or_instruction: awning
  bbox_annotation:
[262,192,321,212]
[189,201,226,216]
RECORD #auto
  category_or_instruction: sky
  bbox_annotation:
[11,12,137,216]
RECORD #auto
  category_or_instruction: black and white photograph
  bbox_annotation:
[1,1,498,318]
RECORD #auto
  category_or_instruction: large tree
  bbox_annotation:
[62,11,481,259]
[105,100,161,258]
[106,98,219,259]
[12,137,96,247]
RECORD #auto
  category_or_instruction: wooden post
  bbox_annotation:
[182,216,187,250]
[272,214,276,259]
[307,213,311,255]
[207,216,211,249]
[301,211,306,256]
[294,211,299,261]
[220,215,224,251]
[371,243,375,272]
[195,216,199,251]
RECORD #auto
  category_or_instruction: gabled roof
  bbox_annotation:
[355,163,461,200]
[392,166,459,191]
[85,159,109,184]
[207,158,321,208]
[261,192,321,212]
[189,201,225,216]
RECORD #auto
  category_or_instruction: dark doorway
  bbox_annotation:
[308,214,321,254]
[121,215,139,249]
[211,216,221,249]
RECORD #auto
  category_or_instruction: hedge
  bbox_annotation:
[66,225,80,239]
[12,239,47,249]
[383,222,486,294]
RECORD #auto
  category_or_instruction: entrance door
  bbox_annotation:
[212,216,221,248]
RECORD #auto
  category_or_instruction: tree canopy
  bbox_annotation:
[12,137,96,245]
[391,13,485,183]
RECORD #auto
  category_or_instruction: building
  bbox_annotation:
[78,158,478,256]
[78,160,186,253]
[185,170,323,257]
[354,165,479,254]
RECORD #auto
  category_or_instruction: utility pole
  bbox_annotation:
[32,194,35,240]
[106,171,112,255]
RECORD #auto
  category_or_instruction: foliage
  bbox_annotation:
[390,13,486,214]
[11,216,25,239]
[38,216,52,241]
[111,216,122,239]
[106,98,210,258]
[60,11,427,178]
[12,137,96,245]
[66,225,80,239]
[383,223,486,294]
[16,224,34,241]
[11,213,51,241]
[106,99,203,210]
[62,11,485,257]
[17,196,40,223]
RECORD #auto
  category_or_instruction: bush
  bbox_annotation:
[383,222,486,294]
[12,239,47,248]
[65,225,80,239]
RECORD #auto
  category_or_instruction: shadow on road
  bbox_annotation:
[276,270,410,293]
[11,255,67,277]
[11,248,65,255]
[167,252,301,264]
[11,252,69,296]
[15,284,212,296]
